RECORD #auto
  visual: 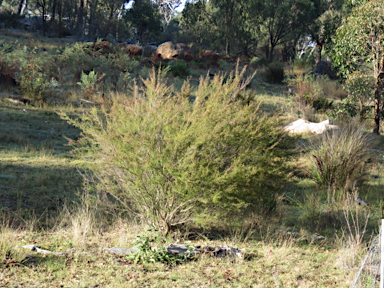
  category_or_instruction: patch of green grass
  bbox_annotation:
[0,29,76,51]
[0,102,85,228]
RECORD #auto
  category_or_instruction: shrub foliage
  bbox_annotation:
[64,67,296,235]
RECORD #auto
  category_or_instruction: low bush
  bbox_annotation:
[127,226,194,265]
[64,67,296,235]
[312,97,333,112]
[77,70,106,97]
[0,42,55,100]
[342,71,375,121]
[286,73,324,108]
[167,60,189,77]
[265,61,285,84]
[253,56,269,67]
[0,12,23,29]
[307,121,373,198]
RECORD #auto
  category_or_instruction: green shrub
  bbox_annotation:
[290,55,315,70]
[249,57,260,68]
[342,71,375,121]
[308,121,373,196]
[64,67,296,235]
[265,62,285,84]
[167,60,189,77]
[19,68,50,100]
[217,60,231,70]
[59,43,94,81]
[0,12,23,29]
[254,56,269,67]
[108,54,139,73]
[197,61,207,69]
[312,97,333,112]
[127,226,194,265]
[0,43,53,100]
[329,72,374,121]
[77,70,105,97]
[286,73,335,113]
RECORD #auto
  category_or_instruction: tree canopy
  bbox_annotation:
[331,0,384,133]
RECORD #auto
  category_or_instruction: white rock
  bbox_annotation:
[284,119,338,134]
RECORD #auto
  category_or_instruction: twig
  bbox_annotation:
[350,235,379,288]
[79,98,94,104]
[272,271,280,288]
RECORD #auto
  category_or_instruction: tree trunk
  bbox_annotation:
[116,3,125,41]
[88,0,98,38]
[50,0,56,23]
[269,45,275,62]
[77,0,84,37]
[225,39,230,56]
[41,0,47,36]
[18,0,28,15]
[264,44,269,60]
[315,41,323,64]
[104,2,115,37]
[57,0,62,28]
[241,45,249,57]
[373,72,384,134]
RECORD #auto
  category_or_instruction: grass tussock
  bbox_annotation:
[307,121,373,193]
[0,228,27,265]
[319,77,347,100]
[69,203,97,252]
[336,194,370,271]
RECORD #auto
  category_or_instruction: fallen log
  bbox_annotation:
[4,96,32,106]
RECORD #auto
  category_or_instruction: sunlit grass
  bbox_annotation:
[0,223,357,287]
[0,40,382,286]
[0,29,76,50]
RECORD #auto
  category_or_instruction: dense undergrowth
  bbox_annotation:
[0,31,383,287]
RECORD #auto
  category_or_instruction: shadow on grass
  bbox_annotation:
[0,103,81,154]
[0,163,83,226]
[0,103,84,228]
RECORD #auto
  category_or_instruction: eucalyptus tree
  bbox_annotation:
[181,0,261,56]
[154,0,182,25]
[297,0,344,63]
[332,0,384,134]
[125,0,162,44]
[31,0,48,34]
[258,0,310,62]
[17,0,27,15]
[210,0,262,56]
[180,0,214,47]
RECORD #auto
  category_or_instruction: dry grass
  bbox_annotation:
[0,39,382,286]
[69,203,97,252]
[0,228,28,265]
[0,28,34,39]
[318,77,347,100]
[0,220,359,288]
[0,29,77,49]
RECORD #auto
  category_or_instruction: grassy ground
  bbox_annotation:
[0,102,84,228]
[0,235,357,287]
[0,30,383,287]
[0,98,379,287]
